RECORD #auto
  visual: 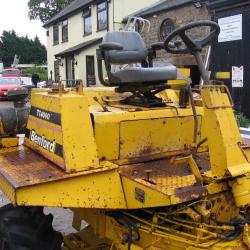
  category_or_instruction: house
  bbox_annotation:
[44,0,160,86]
[126,0,210,85]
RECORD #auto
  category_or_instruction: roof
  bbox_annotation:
[207,0,249,9]
[125,0,193,19]
[44,0,93,28]
[54,38,102,58]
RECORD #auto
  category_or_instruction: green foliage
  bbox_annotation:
[235,112,250,128]
[22,67,48,81]
[0,31,47,67]
[28,0,74,23]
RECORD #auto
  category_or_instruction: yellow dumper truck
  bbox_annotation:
[0,21,249,250]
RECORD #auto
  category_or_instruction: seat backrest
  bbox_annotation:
[103,31,147,65]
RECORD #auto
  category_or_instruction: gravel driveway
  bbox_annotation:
[0,101,14,107]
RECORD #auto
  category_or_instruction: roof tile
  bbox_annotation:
[44,0,93,27]
[126,0,193,18]
[54,37,102,57]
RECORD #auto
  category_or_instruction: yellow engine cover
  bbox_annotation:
[25,91,99,172]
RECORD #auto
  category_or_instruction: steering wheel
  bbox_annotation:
[164,21,220,54]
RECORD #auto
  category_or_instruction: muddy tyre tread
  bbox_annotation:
[0,204,63,250]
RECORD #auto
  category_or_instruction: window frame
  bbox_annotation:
[83,8,92,35]
[86,55,96,86]
[97,1,108,32]
[159,18,175,42]
[62,19,68,43]
[53,23,59,46]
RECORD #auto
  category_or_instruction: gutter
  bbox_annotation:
[207,0,250,10]
[43,0,98,28]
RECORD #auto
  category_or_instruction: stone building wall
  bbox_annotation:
[140,3,210,67]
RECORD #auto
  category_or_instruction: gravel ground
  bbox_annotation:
[0,101,14,107]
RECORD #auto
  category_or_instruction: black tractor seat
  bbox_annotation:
[96,31,177,107]
[111,64,177,84]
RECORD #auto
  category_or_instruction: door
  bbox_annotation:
[66,56,75,86]
[210,5,250,116]
[86,56,96,86]
[54,60,60,82]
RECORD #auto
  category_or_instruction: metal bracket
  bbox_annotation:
[171,155,203,185]
[201,85,233,109]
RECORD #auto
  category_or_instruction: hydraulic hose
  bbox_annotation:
[217,227,243,241]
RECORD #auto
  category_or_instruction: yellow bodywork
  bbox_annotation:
[0,137,19,148]
[0,86,208,209]
[0,77,249,249]
[26,92,99,172]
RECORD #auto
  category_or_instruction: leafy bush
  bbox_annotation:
[21,67,48,81]
[235,112,250,128]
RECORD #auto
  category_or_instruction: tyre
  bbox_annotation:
[0,204,63,250]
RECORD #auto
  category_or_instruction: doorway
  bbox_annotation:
[66,56,75,86]
[54,60,60,82]
[86,56,96,86]
[210,3,250,116]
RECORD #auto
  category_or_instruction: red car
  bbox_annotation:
[2,68,21,77]
[0,77,23,99]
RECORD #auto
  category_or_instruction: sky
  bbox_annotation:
[0,0,46,45]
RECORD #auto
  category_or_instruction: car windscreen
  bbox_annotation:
[0,78,21,85]
[2,70,20,76]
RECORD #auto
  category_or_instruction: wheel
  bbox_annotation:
[164,20,220,84]
[0,204,63,250]
[164,20,220,54]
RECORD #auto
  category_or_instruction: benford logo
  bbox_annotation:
[36,109,51,121]
[30,130,55,153]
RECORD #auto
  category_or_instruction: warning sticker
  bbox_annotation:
[218,14,242,42]
[232,66,244,88]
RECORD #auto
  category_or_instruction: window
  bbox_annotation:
[83,8,92,35]
[159,19,175,41]
[62,19,68,42]
[97,1,108,31]
[86,56,96,86]
[53,23,59,45]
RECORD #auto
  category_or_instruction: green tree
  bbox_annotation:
[28,0,74,23]
[0,31,47,67]
[0,31,20,67]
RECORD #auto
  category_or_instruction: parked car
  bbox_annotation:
[2,68,21,77]
[0,77,24,99]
